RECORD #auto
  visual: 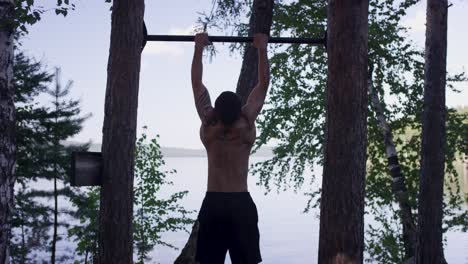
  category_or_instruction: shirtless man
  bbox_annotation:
[191,32,269,264]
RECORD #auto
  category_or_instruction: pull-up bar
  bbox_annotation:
[141,23,327,50]
[145,35,326,45]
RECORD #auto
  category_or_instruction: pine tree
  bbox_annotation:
[417,0,449,262]
[45,68,90,263]
[99,0,144,262]
[12,53,89,262]
[12,52,54,263]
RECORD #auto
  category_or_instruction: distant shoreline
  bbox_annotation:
[87,143,274,157]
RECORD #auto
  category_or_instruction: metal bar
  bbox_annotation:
[145,35,326,45]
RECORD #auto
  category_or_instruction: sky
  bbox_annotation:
[21,0,468,149]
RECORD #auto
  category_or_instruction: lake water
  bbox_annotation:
[147,157,468,264]
[21,156,467,263]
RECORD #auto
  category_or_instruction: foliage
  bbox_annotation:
[204,0,468,262]
[133,130,194,263]
[12,0,76,35]
[47,68,90,263]
[10,187,52,263]
[11,52,89,263]
[70,131,194,263]
[68,188,100,264]
[14,52,53,184]
[11,52,55,263]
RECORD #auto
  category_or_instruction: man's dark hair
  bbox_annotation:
[214,91,241,126]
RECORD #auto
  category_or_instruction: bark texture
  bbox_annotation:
[173,221,200,264]
[235,0,274,106]
[174,1,274,262]
[0,0,15,263]
[368,68,417,259]
[318,0,369,263]
[98,0,144,263]
[416,0,448,263]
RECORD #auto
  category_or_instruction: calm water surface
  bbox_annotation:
[150,157,468,264]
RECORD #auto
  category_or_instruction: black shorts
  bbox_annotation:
[196,192,262,264]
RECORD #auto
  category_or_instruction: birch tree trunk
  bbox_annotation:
[98,0,145,263]
[368,68,417,259]
[416,0,448,263]
[318,0,369,263]
[0,0,16,262]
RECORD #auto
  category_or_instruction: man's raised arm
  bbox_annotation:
[191,33,214,124]
[242,33,270,123]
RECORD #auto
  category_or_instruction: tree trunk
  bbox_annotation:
[98,0,145,263]
[0,0,16,263]
[174,1,274,263]
[368,68,417,259]
[318,0,369,263]
[236,0,274,106]
[416,0,448,263]
[173,221,200,264]
[51,174,58,264]
[84,250,89,264]
[20,213,25,264]
[51,91,59,264]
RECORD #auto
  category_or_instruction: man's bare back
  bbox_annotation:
[201,113,256,192]
[191,32,269,194]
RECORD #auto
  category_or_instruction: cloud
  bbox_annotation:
[402,9,426,33]
[143,42,184,56]
[169,25,197,35]
[142,25,197,57]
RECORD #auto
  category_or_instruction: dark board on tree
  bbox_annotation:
[71,152,102,186]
